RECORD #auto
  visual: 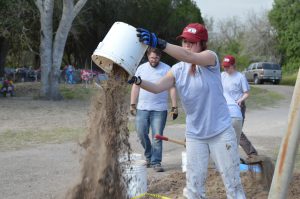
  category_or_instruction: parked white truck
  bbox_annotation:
[244,62,282,85]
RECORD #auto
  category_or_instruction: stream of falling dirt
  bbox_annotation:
[66,66,132,199]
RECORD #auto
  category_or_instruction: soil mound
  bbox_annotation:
[146,169,300,199]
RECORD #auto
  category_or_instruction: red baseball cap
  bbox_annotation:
[222,55,235,67]
[176,23,208,42]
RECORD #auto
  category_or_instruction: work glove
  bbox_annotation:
[169,107,178,120]
[236,98,244,107]
[130,104,137,116]
[136,28,167,50]
[128,76,142,85]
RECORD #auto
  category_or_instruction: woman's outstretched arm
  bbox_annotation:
[139,71,175,94]
[164,43,215,66]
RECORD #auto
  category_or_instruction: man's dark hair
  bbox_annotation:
[146,47,162,57]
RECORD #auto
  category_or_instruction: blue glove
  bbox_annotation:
[136,28,167,50]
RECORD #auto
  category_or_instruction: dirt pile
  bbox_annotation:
[146,169,300,199]
[66,67,131,199]
[244,155,275,190]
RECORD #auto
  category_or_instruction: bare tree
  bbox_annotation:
[35,0,87,100]
[216,17,245,45]
[241,11,280,63]
[205,17,245,62]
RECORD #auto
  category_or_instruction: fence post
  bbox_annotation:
[268,69,300,199]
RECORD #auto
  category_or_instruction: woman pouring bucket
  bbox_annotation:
[128,23,246,199]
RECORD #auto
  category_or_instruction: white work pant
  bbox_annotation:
[183,126,246,199]
[231,117,243,145]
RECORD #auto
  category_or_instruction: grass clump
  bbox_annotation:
[281,73,297,86]
[246,86,285,109]
[60,84,98,100]
[0,128,85,151]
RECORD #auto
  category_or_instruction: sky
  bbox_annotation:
[196,0,274,22]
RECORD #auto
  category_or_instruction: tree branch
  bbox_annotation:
[34,0,42,12]
[73,0,88,16]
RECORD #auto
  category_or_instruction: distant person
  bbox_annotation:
[129,23,246,198]
[130,47,178,172]
[221,55,258,158]
[0,77,15,97]
[80,69,92,84]
[66,65,75,84]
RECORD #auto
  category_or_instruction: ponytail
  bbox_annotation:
[189,41,207,76]
[189,64,197,75]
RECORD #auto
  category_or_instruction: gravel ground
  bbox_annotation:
[0,84,297,199]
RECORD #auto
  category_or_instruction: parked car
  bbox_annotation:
[244,62,282,84]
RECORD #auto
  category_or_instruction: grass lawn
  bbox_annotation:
[60,83,99,100]
[246,86,285,109]
[0,128,86,151]
[281,72,297,86]
[5,82,300,177]
[1,82,286,151]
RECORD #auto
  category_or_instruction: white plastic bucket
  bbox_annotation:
[182,151,187,172]
[91,22,148,76]
[119,153,142,162]
[121,159,147,198]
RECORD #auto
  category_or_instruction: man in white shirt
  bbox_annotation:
[130,47,177,172]
[221,55,258,158]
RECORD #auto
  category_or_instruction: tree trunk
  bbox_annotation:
[0,37,9,78]
[36,0,87,100]
[36,0,54,99]
[51,0,74,100]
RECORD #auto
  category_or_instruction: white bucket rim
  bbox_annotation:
[91,21,147,76]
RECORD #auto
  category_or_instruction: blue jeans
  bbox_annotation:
[135,109,167,165]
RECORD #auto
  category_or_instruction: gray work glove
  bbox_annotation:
[130,104,137,116]
[169,107,178,120]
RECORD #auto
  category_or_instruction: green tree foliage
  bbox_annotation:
[66,0,203,67]
[0,0,39,76]
[269,0,300,72]
[240,12,280,65]
[1,0,203,78]
[207,17,249,71]
[206,12,281,72]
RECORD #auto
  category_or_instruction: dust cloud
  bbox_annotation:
[66,66,132,199]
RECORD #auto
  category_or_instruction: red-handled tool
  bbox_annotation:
[155,134,185,146]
